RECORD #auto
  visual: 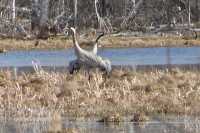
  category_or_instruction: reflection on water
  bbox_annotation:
[0,47,200,67]
[0,116,200,133]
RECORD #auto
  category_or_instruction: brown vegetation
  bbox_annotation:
[1,68,200,122]
[0,36,200,51]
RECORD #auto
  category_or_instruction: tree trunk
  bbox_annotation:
[62,0,65,12]
[31,0,39,31]
[121,0,144,28]
[74,0,77,27]
[40,0,49,26]
[12,0,15,22]
[195,0,199,21]
[101,0,106,16]
[95,0,101,29]
[188,0,191,28]
[132,0,136,13]
[38,0,49,39]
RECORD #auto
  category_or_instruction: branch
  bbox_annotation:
[0,5,30,13]
[121,0,144,28]
[94,0,112,33]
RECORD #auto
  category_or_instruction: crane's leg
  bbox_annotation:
[86,67,92,81]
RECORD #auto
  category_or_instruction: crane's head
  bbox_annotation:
[63,26,76,36]
[65,27,77,39]
[63,25,69,35]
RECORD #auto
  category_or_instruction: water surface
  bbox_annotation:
[0,47,200,67]
[1,116,199,133]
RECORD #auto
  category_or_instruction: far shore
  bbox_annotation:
[0,35,200,52]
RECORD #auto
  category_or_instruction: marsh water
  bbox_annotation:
[0,47,200,67]
[1,116,200,133]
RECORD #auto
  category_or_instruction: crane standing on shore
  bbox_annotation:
[68,27,111,74]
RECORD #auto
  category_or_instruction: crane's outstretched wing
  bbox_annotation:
[92,32,104,54]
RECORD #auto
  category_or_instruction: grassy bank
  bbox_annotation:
[0,68,200,121]
[0,35,200,52]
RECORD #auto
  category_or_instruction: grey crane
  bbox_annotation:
[68,27,111,74]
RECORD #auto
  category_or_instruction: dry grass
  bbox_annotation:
[0,68,200,122]
[100,36,200,48]
[0,37,72,51]
[0,35,200,52]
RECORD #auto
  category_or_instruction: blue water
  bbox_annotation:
[0,47,200,67]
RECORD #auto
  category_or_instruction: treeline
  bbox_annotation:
[0,0,199,38]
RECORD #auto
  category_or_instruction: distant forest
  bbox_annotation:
[0,0,199,38]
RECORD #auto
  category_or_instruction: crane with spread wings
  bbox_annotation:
[68,27,111,74]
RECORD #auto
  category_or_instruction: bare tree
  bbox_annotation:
[95,0,112,32]
[31,0,50,39]
[40,0,49,27]
[121,0,144,29]
[12,0,15,22]
[31,0,39,32]
[74,0,77,27]
[1,0,200,39]
[187,0,191,28]
[195,0,199,21]
[61,0,65,13]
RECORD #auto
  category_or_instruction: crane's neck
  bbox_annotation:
[71,29,82,51]
[71,28,86,58]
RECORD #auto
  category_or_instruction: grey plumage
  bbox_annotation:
[92,32,104,54]
[68,27,111,74]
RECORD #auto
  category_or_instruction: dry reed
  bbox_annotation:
[0,67,200,122]
[0,35,200,52]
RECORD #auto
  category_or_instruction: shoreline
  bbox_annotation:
[1,64,200,74]
[0,36,200,52]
